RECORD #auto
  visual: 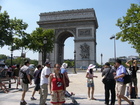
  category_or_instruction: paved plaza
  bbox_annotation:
[0,70,140,105]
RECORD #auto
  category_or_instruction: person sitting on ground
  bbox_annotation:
[31,65,42,100]
[86,64,97,100]
[0,78,9,93]
[50,64,66,105]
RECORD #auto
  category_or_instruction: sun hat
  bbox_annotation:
[88,64,96,70]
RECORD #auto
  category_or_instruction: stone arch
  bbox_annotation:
[37,8,98,68]
[55,30,75,64]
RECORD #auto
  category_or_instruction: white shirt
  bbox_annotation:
[40,66,51,85]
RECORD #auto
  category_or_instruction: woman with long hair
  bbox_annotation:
[86,64,97,100]
[49,64,66,105]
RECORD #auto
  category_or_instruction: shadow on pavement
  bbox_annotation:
[28,103,38,105]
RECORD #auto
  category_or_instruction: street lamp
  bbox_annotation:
[110,35,116,60]
[0,6,2,12]
[10,45,14,66]
[43,37,47,65]
[101,53,103,66]
[74,51,77,74]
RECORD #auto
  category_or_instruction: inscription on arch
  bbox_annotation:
[78,29,92,37]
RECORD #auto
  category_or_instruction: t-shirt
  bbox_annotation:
[116,65,126,82]
[129,65,138,78]
[87,70,94,78]
[40,66,51,85]
[34,69,42,84]
[102,67,115,80]
[61,68,67,74]
[19,65,30,79]
[51,73,64,91]
[14,67,20,76]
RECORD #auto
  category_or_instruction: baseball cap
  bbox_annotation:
[45,61,51,65]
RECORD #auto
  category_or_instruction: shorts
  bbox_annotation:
[116,82,126,96]
[34,83,40,91]
[51,90,65,104]
[130,78,137,86]
[20,79,28,92]
[87,79,94,87]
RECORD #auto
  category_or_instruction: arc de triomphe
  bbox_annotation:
[37,8,98,68]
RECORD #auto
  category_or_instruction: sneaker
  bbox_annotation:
[31,97,37,100]
[131,101,134,105]
[20,101,27,105]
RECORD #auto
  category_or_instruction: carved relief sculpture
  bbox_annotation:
[80,43,90,59]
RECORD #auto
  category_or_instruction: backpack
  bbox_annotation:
[63,72,70,87]
[20,70,32,84]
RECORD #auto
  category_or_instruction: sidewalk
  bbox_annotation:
[0,72,140,105]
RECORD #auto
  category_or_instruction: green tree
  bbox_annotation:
[0,7,29,51]
[30,60,38,66]
[0,11,11,47]
[0,54,7,60]
[116,4,140,55]
[28,28,55,64]
[64,60,74,67]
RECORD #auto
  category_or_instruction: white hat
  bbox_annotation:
[61,63,68,69]
[88,64,96,70]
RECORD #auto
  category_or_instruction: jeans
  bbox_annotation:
[104,79,116,105]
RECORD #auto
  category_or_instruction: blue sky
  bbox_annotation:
[0,0,139,64]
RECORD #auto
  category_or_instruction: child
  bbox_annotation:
[86,64,97,100]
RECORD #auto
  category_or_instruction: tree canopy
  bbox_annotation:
[28,28,55,53]
[0,11,11,47]
[116,4,140,55]
[0,9,28,51]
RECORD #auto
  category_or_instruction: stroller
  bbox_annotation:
[65,91,78,104]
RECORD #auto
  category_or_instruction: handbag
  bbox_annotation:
[123,69,131,84]
[102,68,111,84]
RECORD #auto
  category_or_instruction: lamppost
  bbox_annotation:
[0,6,1,12]
[101,53,103,67]
[74,51,77,74]
[11,48,13,66]
[110,35,116,60]
[43,37,47,65]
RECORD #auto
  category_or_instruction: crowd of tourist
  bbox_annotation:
[0,58,139,105]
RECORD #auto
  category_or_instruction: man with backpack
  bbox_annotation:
[19,60,32,105]
[114,59,134,105]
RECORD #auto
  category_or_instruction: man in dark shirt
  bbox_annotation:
[102,62,116,105]
[126,59,139,98]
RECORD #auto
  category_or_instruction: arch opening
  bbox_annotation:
[56,31,74,64]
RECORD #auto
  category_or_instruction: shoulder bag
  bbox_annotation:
[102,68,111,84]
[123,69,131,84]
